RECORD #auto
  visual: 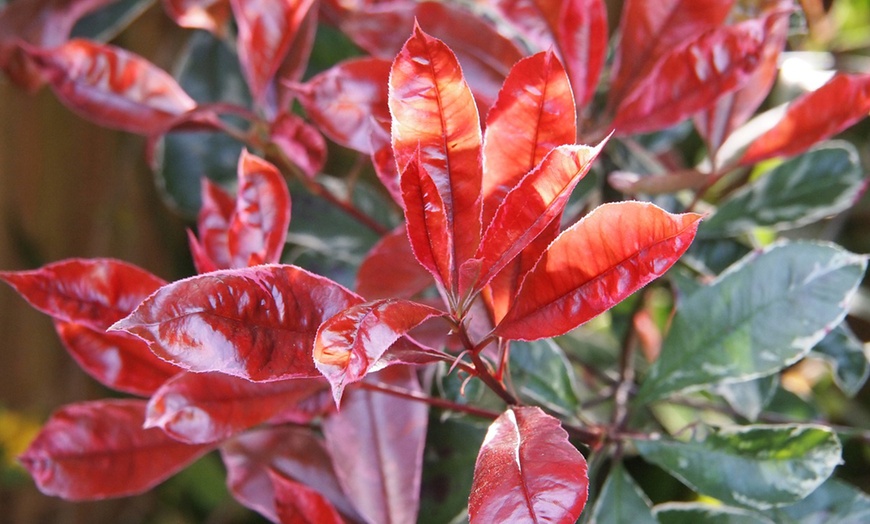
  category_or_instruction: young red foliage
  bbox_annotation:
[270,470,345,524]
[270,111,327,179]
[162,0,231,34]
[355,226,434,300]
[468,406,588,524]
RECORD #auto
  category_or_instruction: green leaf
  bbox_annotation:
[635,424,842,510]
[509,339,580,415]
[811,323,870,397]
[654,502,774,524]
[586,464,656,524]
[715,374,779,422]
[637,242,867,403]
[684,238,752,275]
[700,142,866,238]
[771,478,870,523]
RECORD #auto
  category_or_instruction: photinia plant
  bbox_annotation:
[3,0,870,522]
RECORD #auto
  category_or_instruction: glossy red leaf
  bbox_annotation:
[740,73,870,165]
[356,226,434,300]
[230,0,315,108]
[162,0,231,34]
[190,178,235,272]
[609,0,733,107]
[468,406,588,523]
[495,202,702,341]
[146,372,332,444]
[314,299,445,404]
[492,0,607,110]
[0,258,166,331]
[323,366,428,524]
[476,142,605,291]
[19,400,210,500]
[24,39,196,134]
[271,470,345,524]
[270,112,326,180]
[612,17,768,136]
[54,320,179,397]
[293,57,392,154]
[222,426,360,522]
[390,25,483,292]
[274,3,318,103]
[482,50,576,226]
[400,155,453,290]
[112,265,363,381]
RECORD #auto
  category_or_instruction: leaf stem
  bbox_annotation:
[358,380,500,420]
[452,319,519,406]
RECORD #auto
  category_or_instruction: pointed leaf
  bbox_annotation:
[54,320,179,397]
[740,73,870,164]
[162,0,231,34]
[191,177,235,272]
[476,142,604,289]
[587,464,656,524]
[637,242,868,403]
[314,299,445,404]
[482,50,576,226]
[609,0,733,106]
[270,111,326,180]
[323,367,428,524]
[294,57,392,154]
[112,265,363,381]
[229,0,315,107]
[701,143,866,238]
[813,323,870,398]
[612,17,769,136]
[356,226,434,300]
[468,406,588,523]
[146,372,331,444]
[635,424,842,509]
[222,426,360,522]
[19,400,210,500]
[0,258,166,331]
[24,39,196,134]
[390,24,483,286]
[271,469,345,524]
[496,202,702,341]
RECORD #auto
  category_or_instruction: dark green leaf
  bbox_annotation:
[812,323,870,397]
[587,464,656,524]
[771,478,870,523]
[635,424,842,510]
[176,31,250,105]
[509,339,580,415]
[701,142,866,238]
[684,238,752,275]
[637,242,867,403]
[715,374,779,422]
[654,502,774,524]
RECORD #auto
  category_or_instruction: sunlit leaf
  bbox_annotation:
[635,424,842,509]
[146,372,331,443]
[270,111,326,179]
[189,177,235,272]
[19,400,209,500]
[469,406,588,523]
[112,265,363,381]
[495,202,702,341]
[637,242,868,402]
[587,464,656,524]
[162,0,231,34]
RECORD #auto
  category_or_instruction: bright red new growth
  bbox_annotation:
[269,111,326,179]
[469,406,589,523]
[271,470,345,524]
[356,226,434,300]
[162,0,231,34]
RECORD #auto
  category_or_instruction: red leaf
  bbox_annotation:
[609,0,733,107]
[19,400,209,500]
[492,0,607,109]
[271,470,345,524]
[274,4,318,106]
[740,73,870,165]
[190,178,236,272]
[468,406,588,523]
[54,320,179,397]
[390,24,483,293]
[222,426,360,522]
[112,265,363,381]
[356,226,434,300]
[482,50,576,226]
[146,372,332,444]
[24,39,196,134]
[314,299,445,404]
[0,258,166,331]
[230,0,315,108]
[323,366,428,524]
[612,18,768,136]
[270,112,326,179]
[162,0,231,34]
[400,155,453,290]
[495,202,702,341]
[476,142,605,291]
[293,57,392,154]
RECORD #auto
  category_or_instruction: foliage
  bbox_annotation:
[2,0,870,522]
